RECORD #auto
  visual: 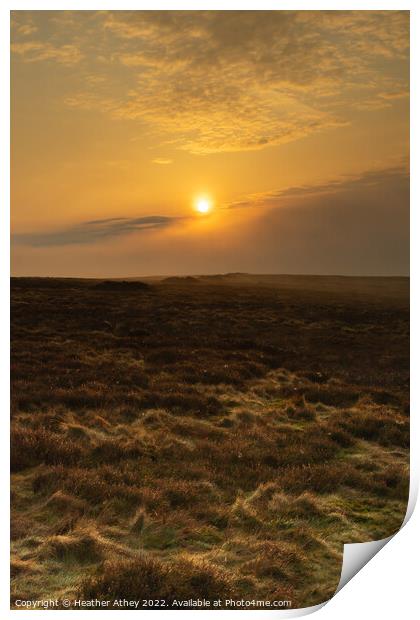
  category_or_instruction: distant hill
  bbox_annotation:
[163,276,199,284]
[94,280,151,291]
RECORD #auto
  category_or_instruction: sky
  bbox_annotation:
[11,10,409,277]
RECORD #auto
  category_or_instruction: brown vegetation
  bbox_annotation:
[10,275,409,608]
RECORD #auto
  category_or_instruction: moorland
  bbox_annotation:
[11,274,409,608]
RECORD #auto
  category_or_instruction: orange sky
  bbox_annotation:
[11,10,409,276]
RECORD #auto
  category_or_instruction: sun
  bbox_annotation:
[194,196,213,214]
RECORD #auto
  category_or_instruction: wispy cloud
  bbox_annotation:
[11,13,38,36]
[11,11,409,154]
[13,215,178,247]
[11,41,83,65]
[225,165,409,209]
[15,23,37,36]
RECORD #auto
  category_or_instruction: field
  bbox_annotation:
[11,274,409,609]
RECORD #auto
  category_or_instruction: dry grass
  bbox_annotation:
[10,275,409,608]
[81,555,235,606]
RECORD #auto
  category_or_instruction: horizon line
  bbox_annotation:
[10,273,410,280]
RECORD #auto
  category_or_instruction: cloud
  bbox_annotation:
[11,165,408,276]
[15,23,37,36]
[11,41,82,65]
[241,162,409,276]
[11,13,38,36]
[225,165,409,209]
[13,215,178,247]
[97,10,409,153]
[11,11,409,153]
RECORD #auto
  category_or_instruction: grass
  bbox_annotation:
[81,555,235,606]
[10,274,409,608]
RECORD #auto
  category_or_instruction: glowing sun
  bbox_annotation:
[194,196,213,214]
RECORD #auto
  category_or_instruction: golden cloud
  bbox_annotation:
[11,10,409,153]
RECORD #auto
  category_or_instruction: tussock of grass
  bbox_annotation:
[286,405,317,421]
[11,558,42,578]
[38,531,104,564]
[45,490,89,515]
[243,540,306,581]
[81,556,234,606]
[11,426,83,471]
[326,408,409,448]
[129,509,146,534]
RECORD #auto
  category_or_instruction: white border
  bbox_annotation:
[2,2,417,618]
